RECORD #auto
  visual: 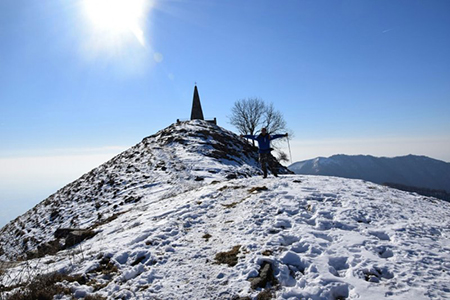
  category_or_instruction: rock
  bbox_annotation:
[250,261,276,290]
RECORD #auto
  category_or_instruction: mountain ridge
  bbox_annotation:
[0,120,291,261]
[289,154,450,194]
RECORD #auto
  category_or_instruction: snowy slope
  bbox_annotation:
[0,120,291,261]
[1,122,450,299]
[289,154,450,193]
[2,176,450,299]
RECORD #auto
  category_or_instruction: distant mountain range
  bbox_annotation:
[289,154,450,200]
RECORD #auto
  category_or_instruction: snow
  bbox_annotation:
[2,175,449,299]
[1,121,450,299]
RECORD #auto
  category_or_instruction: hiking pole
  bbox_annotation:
[286,136,293,164]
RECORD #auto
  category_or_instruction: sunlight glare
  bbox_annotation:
[84,0,150,46]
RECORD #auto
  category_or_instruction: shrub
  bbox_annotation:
[5,273,70,300]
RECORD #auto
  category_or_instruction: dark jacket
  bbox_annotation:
[243,133,285,154]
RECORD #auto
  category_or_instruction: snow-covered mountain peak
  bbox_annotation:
[0,120,290,261]
[1,124,449,299]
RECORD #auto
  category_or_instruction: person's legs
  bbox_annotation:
[268,154,278,177]
[259,153,268,178]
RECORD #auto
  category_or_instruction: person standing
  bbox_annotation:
[241,128,288,178]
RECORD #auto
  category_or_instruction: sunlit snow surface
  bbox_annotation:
[1,121,449,299]
[3,175,449,299]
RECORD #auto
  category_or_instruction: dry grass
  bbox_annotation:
[214,245,241,267]
[248,186,268,193]
[221,202,240,209]
[2,272,105,300]
[88,256,119,279]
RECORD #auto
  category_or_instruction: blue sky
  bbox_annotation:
[1,0,449,226]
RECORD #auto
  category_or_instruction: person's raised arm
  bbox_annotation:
[241,134,256,140]
[271,133,288,140]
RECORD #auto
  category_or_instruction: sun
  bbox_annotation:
[83,0,151,46]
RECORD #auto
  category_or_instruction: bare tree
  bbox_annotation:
[229,98,266,145]
[263,103,287,135]
[229,98,289,137]
[277,151,290,163]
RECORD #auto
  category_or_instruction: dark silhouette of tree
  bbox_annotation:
[229,98,265,146]
[229,98,289,145]
[277,151,290,163]
[263,103,287,136]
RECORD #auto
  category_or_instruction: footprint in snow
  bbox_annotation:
[314,219,334,231]
[374,245,394,258]
[277,200,301,216]
[273,217,292,230]
[312,232,333,242]
[368,230,391,241]
[306,193,325,202]
[301,187,316,191]
[333,220,358,231]
[359,265,394,283]
[279,234,300,246]
[291,241,310,253]
[316,210,333,220]
[278,251,310,286]
[328,256,350,277]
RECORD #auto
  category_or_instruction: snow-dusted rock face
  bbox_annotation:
[0,120,290,261]
[1,122,449,299]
